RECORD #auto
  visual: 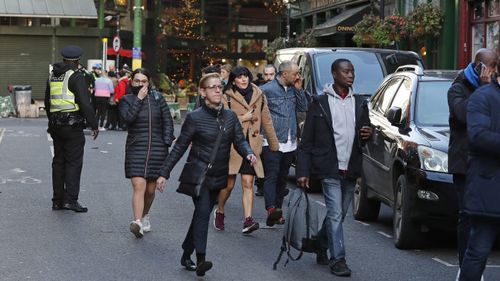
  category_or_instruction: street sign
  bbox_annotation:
[112,36,121,53]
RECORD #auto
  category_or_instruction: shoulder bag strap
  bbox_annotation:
[207,116,225,169]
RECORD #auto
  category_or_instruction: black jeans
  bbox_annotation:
[105,104,118,129]
[182,184,220,255]
[454,174,471,267]
[262,147,295,210]
[95,97,109,127]
[50,126,85,204]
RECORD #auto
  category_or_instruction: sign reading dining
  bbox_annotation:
[311,0,346,9]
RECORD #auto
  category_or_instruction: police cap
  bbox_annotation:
[61,45,83,61]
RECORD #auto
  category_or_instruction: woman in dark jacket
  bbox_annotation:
[156,73,256,276]
[119,68,175,238]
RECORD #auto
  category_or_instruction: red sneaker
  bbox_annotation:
[214,210,225,231]
[266,207,283,227]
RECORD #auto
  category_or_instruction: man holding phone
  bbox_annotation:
[448,48,497,279]
[296,58,372,276]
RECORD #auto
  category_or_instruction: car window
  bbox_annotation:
[415,81,452,126]
[381,53,424,74]
[389,78,412,121]
[314,52,384,95]
[372,77,402,115]
[303,60,313,96]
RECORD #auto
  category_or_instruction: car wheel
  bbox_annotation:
[393,174,425,249]
[353,177,380,221]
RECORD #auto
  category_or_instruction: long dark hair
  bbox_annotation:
[225,66,253,92]
[129,67,152,90]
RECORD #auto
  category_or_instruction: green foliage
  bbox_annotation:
[156,73,179,96]
[353,15,408,47]
[407,3,444,38]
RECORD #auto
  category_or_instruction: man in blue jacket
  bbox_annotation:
[447,49,497,275]
[459,73,500,281]
[260,61,308,226]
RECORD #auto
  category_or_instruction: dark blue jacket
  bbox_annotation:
[465,81,500,218]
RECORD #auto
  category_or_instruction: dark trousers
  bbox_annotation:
[262,147,295,210]
[459,217,500,281]
[50,126,85,204]
[95,97,109,127]
[182,185,219,255]
[105,104,118,129]
[454,174,471,267]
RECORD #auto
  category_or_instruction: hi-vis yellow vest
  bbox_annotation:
[49,69,79,112]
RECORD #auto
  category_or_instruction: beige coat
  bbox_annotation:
[223,84,279,177]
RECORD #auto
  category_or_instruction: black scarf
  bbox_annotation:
[235,85,253,105]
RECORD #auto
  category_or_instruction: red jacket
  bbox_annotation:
[115,76,129,102]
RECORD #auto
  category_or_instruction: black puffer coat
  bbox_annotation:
[119,90,175,179]
[159,102,253,190]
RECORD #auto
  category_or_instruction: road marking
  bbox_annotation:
[432,258,457,267]
[432,257,500,268]
[377,231,393,238]
[100,151,109,154]
[355,220,370,226]
[50,145,54,157]
[107,142,112,145]
[0,128,5,145]
[47,133,52,141]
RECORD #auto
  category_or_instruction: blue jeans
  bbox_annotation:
[318,177,355,262]
[262,146,295,210]
[459,217,500,281]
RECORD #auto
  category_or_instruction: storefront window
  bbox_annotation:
[487,21,499,54]
[472,24,485,59]
[474,1,486,20]
[488,0,500,16]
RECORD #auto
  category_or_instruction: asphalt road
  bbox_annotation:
[1,118,499,281]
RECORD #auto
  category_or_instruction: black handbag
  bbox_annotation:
[176,120,225,197]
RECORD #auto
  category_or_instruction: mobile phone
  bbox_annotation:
[474,62,485,75]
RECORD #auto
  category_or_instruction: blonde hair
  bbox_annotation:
[198,73,221,89]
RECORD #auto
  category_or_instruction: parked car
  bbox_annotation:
[275,47,425,98]
[353,65,458,249]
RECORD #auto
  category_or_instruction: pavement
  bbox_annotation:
[0,118,499,281]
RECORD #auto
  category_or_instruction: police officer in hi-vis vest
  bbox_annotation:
[44,45,99,213]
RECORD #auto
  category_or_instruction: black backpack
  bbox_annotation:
[273,187,324,269]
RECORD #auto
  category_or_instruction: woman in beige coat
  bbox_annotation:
[214,66,279,234]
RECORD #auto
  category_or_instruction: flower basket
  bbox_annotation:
[407,3,444,39]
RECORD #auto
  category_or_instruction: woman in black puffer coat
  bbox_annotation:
[119,68,174,238]
[156,73,256,277]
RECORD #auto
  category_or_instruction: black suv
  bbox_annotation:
[353,65,457,249]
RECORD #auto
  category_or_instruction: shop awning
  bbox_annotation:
[107,48,146,59]
[313,4,373,38]
[0,0,97,19]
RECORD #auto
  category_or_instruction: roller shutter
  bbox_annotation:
[0,35,51,100]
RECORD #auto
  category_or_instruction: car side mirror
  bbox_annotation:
[387,106,402,126]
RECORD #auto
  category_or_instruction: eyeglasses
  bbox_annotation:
[203,84,223,90]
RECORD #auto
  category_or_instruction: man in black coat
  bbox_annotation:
[296,59,372,277]
[447,48,497,271]
[44,45,99,212]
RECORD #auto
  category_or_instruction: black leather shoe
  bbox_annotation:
[316,250,329,265]
[180,257,196,271]
[330,260,351,277]
[196,261,213,276]
[52,203,63,210]
[63,202,88,213]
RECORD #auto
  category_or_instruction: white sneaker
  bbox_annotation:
[129,220,144,238]
[142,214,151,233]
[99,127,107,131]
